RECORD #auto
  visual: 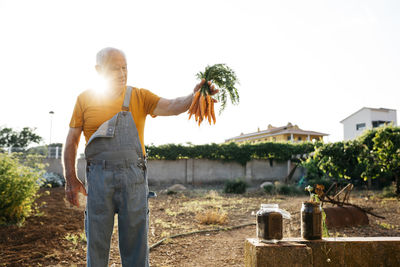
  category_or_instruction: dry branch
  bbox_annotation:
[149,222,255,251]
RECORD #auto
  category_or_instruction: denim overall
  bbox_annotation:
[84,86,149,267]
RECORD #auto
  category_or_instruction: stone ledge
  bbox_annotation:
[245,237,400,267]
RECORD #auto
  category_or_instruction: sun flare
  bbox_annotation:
[92,76,111,95]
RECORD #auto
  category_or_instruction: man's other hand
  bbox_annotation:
[65,177,87,207]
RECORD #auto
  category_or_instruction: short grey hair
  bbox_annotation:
[96,47,126,66]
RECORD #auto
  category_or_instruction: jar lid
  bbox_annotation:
[261,203,278,209]
[258,203,291,219]
[302,201,321,207]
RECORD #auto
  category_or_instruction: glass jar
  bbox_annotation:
[301,202,322,240]
[256,204,283,242]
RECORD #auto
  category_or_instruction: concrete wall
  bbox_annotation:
[44,158,64,175]
[245,237,400,267]
[45,158,303,185]
[43,158,86,182]
[247,160,293,181]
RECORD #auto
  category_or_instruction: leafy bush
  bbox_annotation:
[224,178,247,194]
[166,190,177,195]
[276,184,291,195]
[276,184,302,196]
[0,153,45,225]
[382,184,397,198]
[263,184,275,194]
[42,172,65,188]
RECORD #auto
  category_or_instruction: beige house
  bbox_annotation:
[225,122,328,144]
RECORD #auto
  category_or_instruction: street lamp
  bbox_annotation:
[49,111,54,145]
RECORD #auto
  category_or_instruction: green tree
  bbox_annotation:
[0,127,42,150]
[299,126,400,192]
[312,140,365,182]
[361,126,400,195]
[300,157,326,181]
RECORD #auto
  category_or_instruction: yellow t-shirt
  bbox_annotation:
[69,87,160,155]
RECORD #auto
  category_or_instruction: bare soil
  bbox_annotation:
[1,187,399,267]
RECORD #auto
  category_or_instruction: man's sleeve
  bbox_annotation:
[69,96,84,128]
[142,89,161,116]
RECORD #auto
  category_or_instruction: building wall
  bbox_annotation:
[370,109,397,125]
[45,158,303,185]
[342,108,371,140]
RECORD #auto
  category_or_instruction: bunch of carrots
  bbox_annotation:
[188,64,239,126]
[188,88,217,126]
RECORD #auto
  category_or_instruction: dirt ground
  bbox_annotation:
[1,187,399,267]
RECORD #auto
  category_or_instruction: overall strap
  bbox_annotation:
[122,86,133,111]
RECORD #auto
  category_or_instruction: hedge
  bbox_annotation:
[145,142,315,165]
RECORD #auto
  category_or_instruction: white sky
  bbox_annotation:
[1,0,399,154]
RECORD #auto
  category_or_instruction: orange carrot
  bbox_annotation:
[195,97,200,116]
[189,92,200,120]
[188,84,220,126]
[204,97,208,120]
[198,113,203,126]
[206,95,212,125]
[211,98,216,124]
[189,91,200,114]
[199,92,206,119]
[195,102,201,122]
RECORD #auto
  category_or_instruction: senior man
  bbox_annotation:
[63,47,216,266]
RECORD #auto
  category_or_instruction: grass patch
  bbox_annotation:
[205,190,222,200]
[154,218,179,229]
[65,232,86,246]
[195,209,228,225]
[165,208,179,217]
[377,221,396,230]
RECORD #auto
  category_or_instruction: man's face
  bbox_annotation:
[99,51,127,88]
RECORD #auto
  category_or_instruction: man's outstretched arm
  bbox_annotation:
[63,127,87,207]
[153,79,217,116]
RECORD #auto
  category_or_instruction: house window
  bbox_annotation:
[298,137,302,141]
[372,120,390,128]
[356,123,366,131]
[287,136,291,141]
